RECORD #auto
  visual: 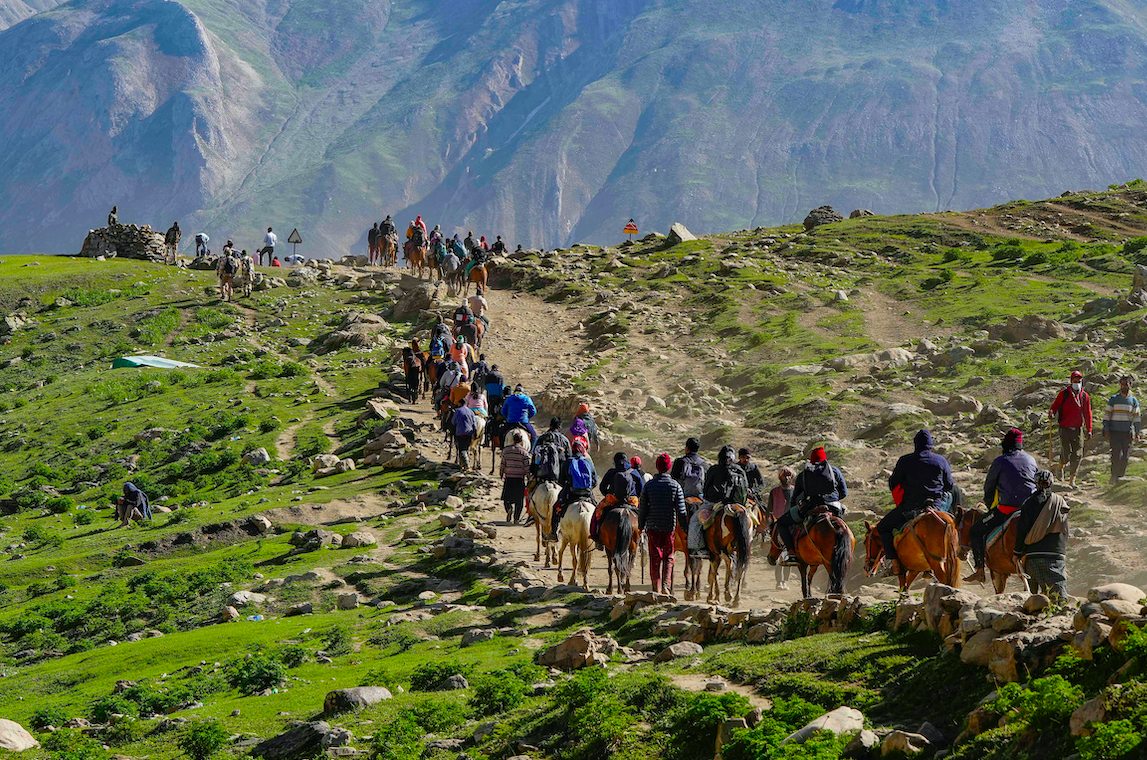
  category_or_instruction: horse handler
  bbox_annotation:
[638,454,689,594]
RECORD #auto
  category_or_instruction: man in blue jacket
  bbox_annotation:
[501,384,538,445]
[877,429,954,575]
[966,428,1038,583]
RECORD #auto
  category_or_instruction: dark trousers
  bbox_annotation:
[876,506,916,562]
[1110,431,1133,480]
[776,511,799,553]
[502,477,526,521]
[1059,427,1083,478]
[647,529,675,592]
[259,246,273,265]
[970,507,1011,568]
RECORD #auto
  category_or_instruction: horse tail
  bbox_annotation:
[614,510,635,584]
[733,507,752,574]
[945,516,962,589]
[829,518,852,595]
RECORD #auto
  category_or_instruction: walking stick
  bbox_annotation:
[1049,421,1055,472]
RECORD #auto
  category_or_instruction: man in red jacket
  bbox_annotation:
[1048,370,1092,487]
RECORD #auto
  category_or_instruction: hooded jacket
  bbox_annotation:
[702,446,750,505]
[123,482,151,520]
[792,459,848,510]
[888,430,954,511]
[453,405,478,437]
[984,444,1038,509]
[501,392,537,424]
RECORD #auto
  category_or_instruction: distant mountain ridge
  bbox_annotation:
[2,0,1147,255]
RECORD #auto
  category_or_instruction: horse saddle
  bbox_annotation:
[892,507,939,548]
[986,512,1021,554]
[701,503,749,530]
[792,507,834,542]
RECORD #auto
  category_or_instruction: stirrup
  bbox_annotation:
[963,567,986,583]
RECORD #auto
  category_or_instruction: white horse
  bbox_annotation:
[556,499,594,590]
[528,481,561,567]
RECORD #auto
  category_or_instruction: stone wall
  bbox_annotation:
[78,224,166,260]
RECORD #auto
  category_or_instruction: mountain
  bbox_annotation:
[3,0,1147,255]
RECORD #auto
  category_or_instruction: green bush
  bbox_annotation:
[226,651,286,695]
[323,625,353,656]
[89,695,139,723]
[412,696,469,733]
[179,720,230,760]
[74,511,95,526]
[664,692,753,760]
[468,671,526,716]
[30,705,71,729]
[279,362,308,378]
[1077,719,1143,760]
[47,496,74,514]
[989,675,1082,732]
[410,661,473,691]
[1023,251,1048,267]
[40,729,109,760]
[991,244,1024,262]
[103,715,141,746]
[722,696,828,760]
[279,644,308,668]
[369,715,422,760]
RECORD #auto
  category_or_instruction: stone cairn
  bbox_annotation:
[78,224,166,261]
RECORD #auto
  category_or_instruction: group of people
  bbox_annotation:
[398,214,514,277]
[151,215,287,269]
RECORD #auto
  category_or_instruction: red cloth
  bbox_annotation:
[647,529,674,593]
[1050,387,1093,434]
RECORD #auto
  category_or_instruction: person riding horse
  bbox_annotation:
[686,445,749,558]
[775,447,848,562]
[876,429,954,577]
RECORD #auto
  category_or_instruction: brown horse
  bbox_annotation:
[381,235,398,267]
[599,505,639,595]
[671,523,703,601]
[955,506,1028,594]
[702,504,753,606]
[405,240,429,278]
[768,510,854,598]
[463,264,487,295]
[862,509,961,592]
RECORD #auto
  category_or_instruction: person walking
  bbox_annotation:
[638,453,689,595]
[499,429,531,523]
[1049,370,1092,487]
[164,222,181,265]
[768,466,796,586]
[1103,375,1142,484]
[1015,469,1070,597]
[451,400,478,470]
[239,249,255,297]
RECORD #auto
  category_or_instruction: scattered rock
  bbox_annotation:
[0,720,39,751]
[252,721,352,760]
[654,641,703,663]
[341,530,376,548]
[803,206,844,231]
[229,591,267,606]
[537,628,614,670]
[666,223,697,245]
[849,209,875,219]
[881,730,930,756]
[461,628,496,647]
[242,448,272,466]
[1088,583,1144,604]
[782,706,864,744]
[323,687,393,715]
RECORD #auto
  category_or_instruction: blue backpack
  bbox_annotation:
[569,457,594,490]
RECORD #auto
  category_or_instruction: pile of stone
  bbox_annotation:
[310,454,356,478]
[78,224,166,260]
[319,311,390,350]
[361,426,420,468]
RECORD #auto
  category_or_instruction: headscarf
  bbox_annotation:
[123,482,151,520]
[572,438,588,455]
[630,456,642,469]
[577,402,590,416]
[613,451,630,471]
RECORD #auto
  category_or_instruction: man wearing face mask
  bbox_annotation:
[1048,370,1092,488]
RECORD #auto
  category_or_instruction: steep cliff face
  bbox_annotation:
[3,0,1147,255]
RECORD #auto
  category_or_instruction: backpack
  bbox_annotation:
[569,456,594,490]
[223,255,237,275]
[680,455,706,497]
[536,442,562,482]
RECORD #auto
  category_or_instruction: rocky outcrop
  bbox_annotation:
[803,206,843,231]
[323,686,392,715]
[537,628,616,670]
[987,314,1065,343]
[666,223,697,244]
[849,209,875,218]
[251,721,352,760]
[0,720,38,752]
[79,224,166,261]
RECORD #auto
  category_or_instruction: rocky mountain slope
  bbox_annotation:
[5,0,1147,257]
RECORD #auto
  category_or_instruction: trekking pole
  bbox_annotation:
[1049,421,1055,472]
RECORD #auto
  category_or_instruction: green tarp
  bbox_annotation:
[111,355,201,369]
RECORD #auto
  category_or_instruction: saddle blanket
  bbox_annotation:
[699,503,758,531]
[986,512,1021,554]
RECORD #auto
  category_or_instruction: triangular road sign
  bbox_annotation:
[286,228,303,244]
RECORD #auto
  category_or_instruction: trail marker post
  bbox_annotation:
[287,228,302,261]
[623,219,639,242]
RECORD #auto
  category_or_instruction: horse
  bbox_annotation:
[671,523,703,601]
[463,263,487,295]
[862,509,962,592]
[486,411,506,474]
[401,348,422,402]
[528,481,561,567]
[556,499,594,589]
[599,505,639,595]
[768,509,854,598]
[381,235,398,267]
[955,506,1029,594]
[702,504,753,607]
[405,240,429,278]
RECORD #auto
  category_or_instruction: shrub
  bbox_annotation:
[30,705,71,729]
[40,729,109,760]
[991,244,1024,262]
[323,625,353,656]
[226,651,286,695]
[47,496,74,514]
[1023,251,1049,267]
[89,695,139,723]
[989,675,1082,732]
[55,574,77,591]
[74,511,95,526]
[103,715,141,746]
[279,644,308,668]
[410,661,473,692]
[1077,719,1143,760]
[370,715,421,760]
[25,581,55,599]
[179,720,230,760]
[468,671,526,716]
[23,525,64,548]
[412,697,468,733]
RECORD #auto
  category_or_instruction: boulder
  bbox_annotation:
[654,641,703,663]
[849,209,875,219]
[844,729,879,758]
[242,448,272,466]
[341,530,376,548]
[392,282,440,319]
[1088,583,1144,604]
[1023,594,1050,614]
[1100,598,1141,620]
[461,628,496,647]
[716,718,747,757]
[803,206,844,231]
[960,629,998,666]
[312,454,340,471]
[337,593,360,610]
[229,591,267,606]
[323,686,392,715]
[0,720,38,751]
[881,730,930,756]
[987,314,1065,343]
[1070,695,1107,737]
[249,514,273,533]
[924,395,983,416]
[781,706,864,744]
[286,602,313,617]
[666,223,697,245]
[443,675,469,690]
[537,628,612,670]
[252,722,352,760]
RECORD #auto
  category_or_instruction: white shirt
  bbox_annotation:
[195,233,209,244]
[264,231,277,248]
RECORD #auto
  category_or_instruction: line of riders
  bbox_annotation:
[401,302,1073,603]
[367,214,517,284]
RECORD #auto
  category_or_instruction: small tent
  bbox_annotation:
[111,355,201,369]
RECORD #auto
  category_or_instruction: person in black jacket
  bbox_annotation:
[688,445,748,557]
[592,452,639,545]
[775,447,848,559]
[1015,469,1070,597]
[877,429,954,574]
[639,453,689,593]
